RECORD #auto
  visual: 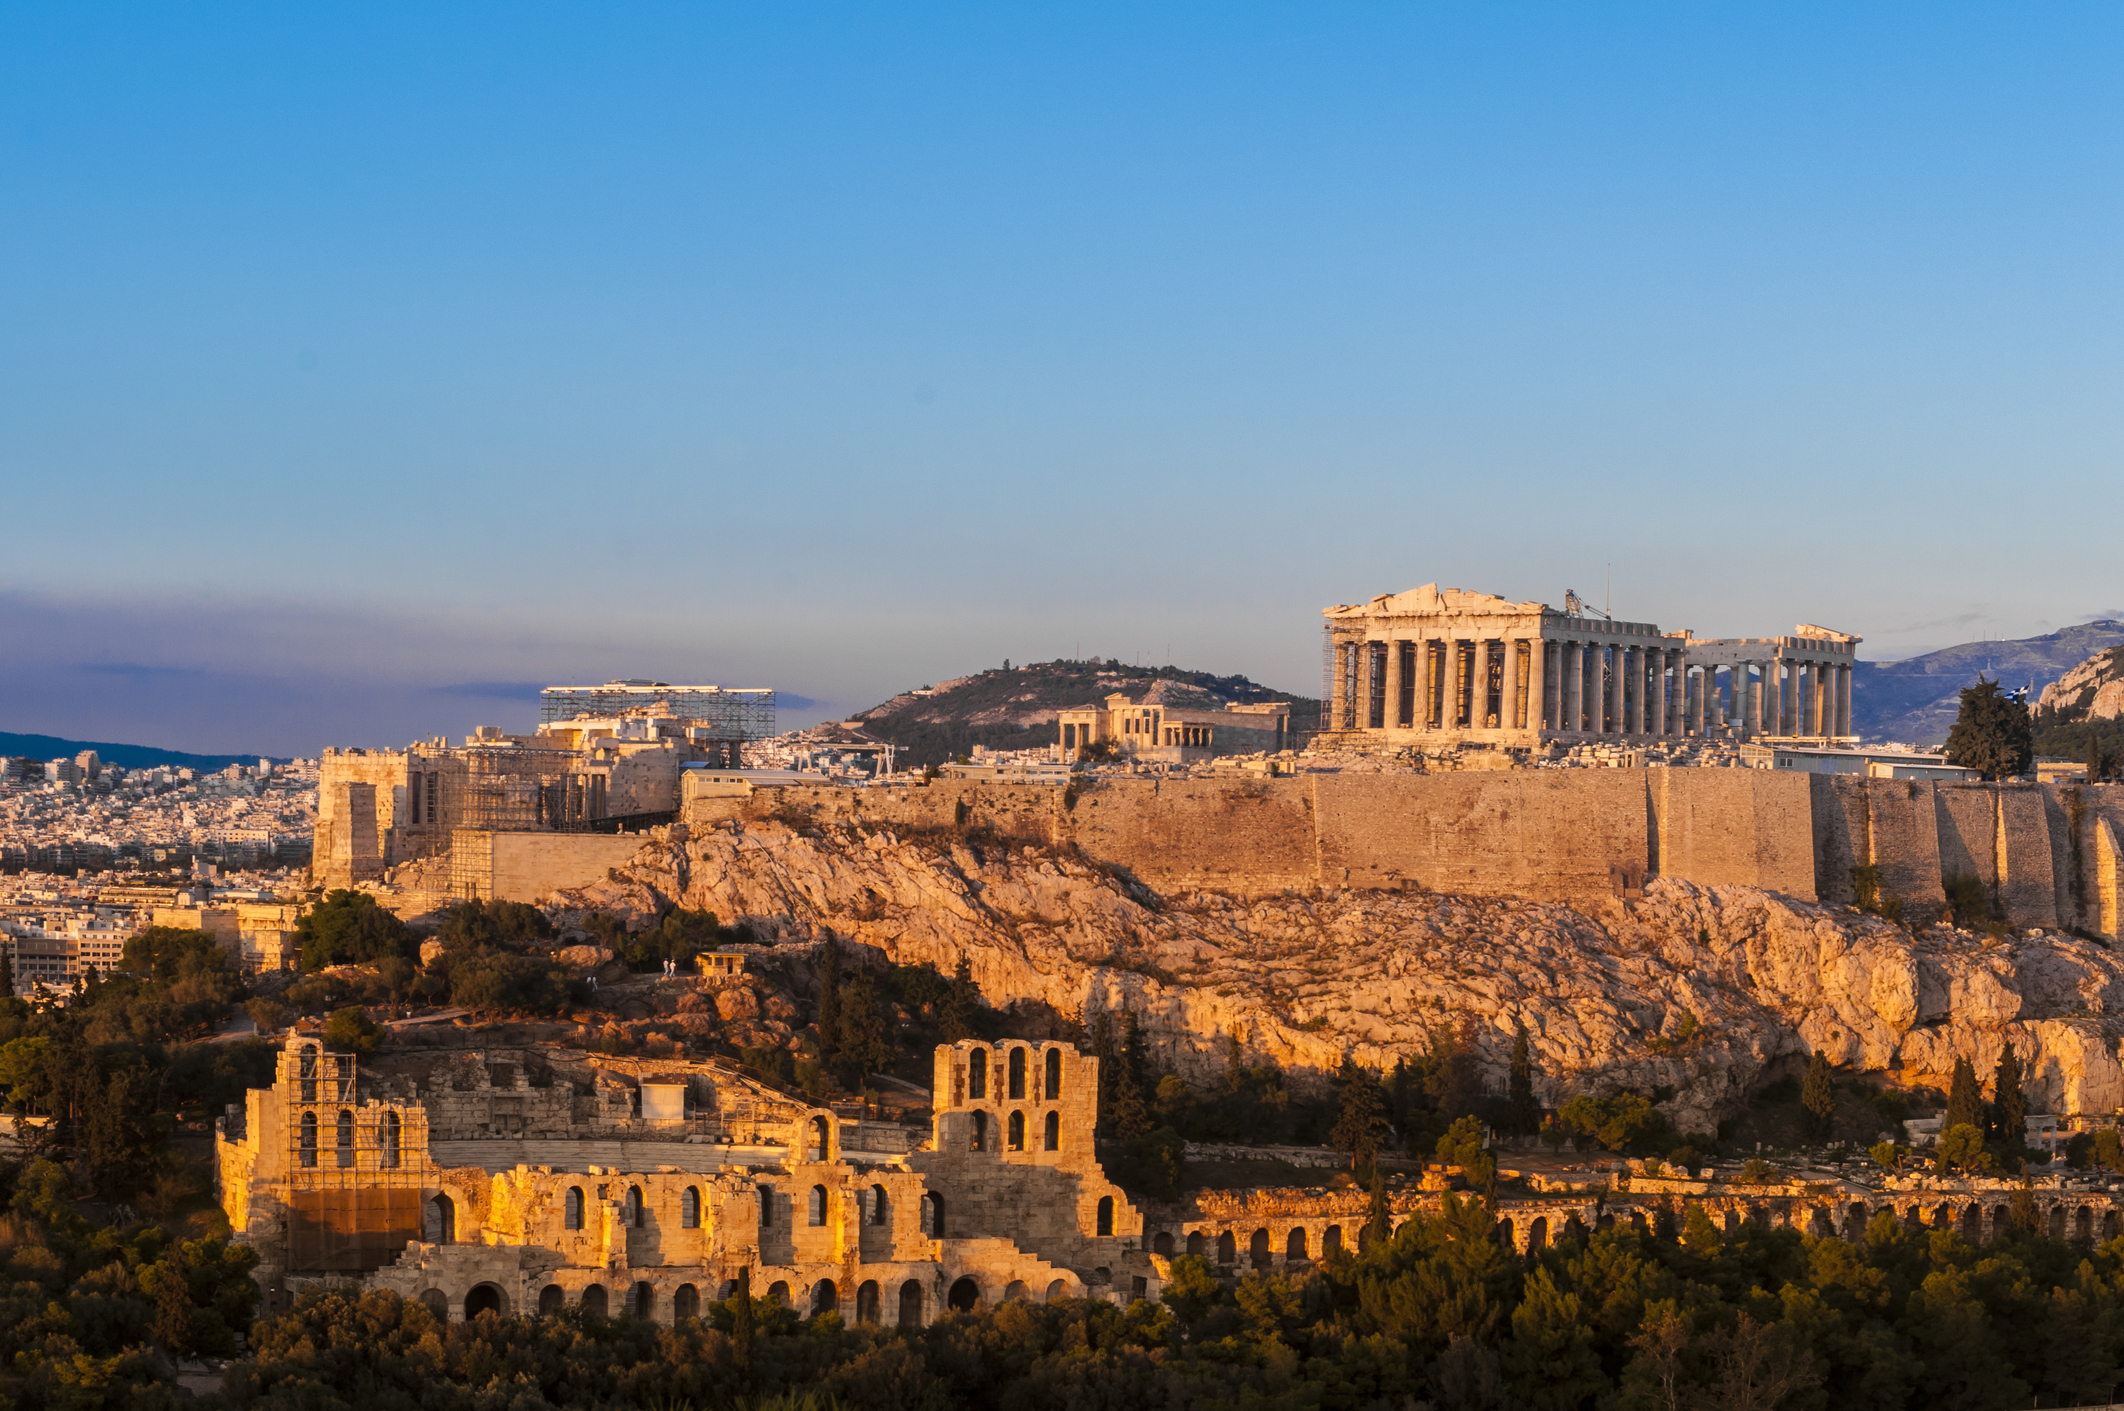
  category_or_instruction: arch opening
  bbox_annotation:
[948,1277,980,1313]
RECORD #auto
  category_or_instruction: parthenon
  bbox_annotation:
[1322,584,1859,747]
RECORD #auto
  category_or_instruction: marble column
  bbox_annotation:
[1837,662,1853,737]
[1474,639,1494,729]
[1562,643,1581,732]
[1607,643,1625,734]
[1331,638,1350,731]
[1383,637,1402,732]
[1530,639,1549,731]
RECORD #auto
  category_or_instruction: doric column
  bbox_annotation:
[1563,643,1582,732]
[1471,639,1491,730]
[1749,662,1765,736]
[1837,662,1853,737]
[1711,665,1726,730]
[1503,639,1522,729]
[1383,638,1403,732]
[1413,637,1432,728]
[1331,637,1350,731]
[1607,642,1624,734]
[1529,638,1549,732]
[1665,653,1681,735]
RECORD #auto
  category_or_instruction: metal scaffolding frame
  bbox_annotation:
[539,681,777,743]
[283,1044,433,1274]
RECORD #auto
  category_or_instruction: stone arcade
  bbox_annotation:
[217,1033,1153,1324]
[1322,584,1859,749]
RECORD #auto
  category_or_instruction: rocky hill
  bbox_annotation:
[853,659,1320,767]
[557,821,2124,1136]
[1853,619,2124,744]
[2036,643,2124,723]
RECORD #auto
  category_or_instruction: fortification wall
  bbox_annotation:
[557,772,2124,942]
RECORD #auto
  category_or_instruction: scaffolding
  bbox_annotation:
[539,681,777,745]
[282,1043,433,1274]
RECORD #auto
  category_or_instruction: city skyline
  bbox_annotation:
[6,6,2123,754]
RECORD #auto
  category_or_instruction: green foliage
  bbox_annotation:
[1944,676,2034,781]
[1507,1022,1541,1135]
[434,898,554,949]
[1945,1055,1984,1132]
[1870,1141,1904,1172]
[829,973,894,1088]
[1992,1042,2027,1152]
[439,948,576,1013]
[1737,1158,1776,1185]
[323,1005,383,1058]
[1330,1061,1395,1170]
[1851,863,1906,922]
[296,890,417,971]
[1113,1125,1185,1200]
[1558,1092,1673,1153]
[1937,1122,1991,1173]
[1801,1050,1836,1140]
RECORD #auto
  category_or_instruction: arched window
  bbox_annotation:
[1008,1110,1025,1151]
[921,1192,944,1237]
[626,1185,643,1228]
[758,1184,774,1228]
[810,1115,830,1161]
[334,1055,352,1101]
[1008,1048,1026,1100]
[581,1284,607,1319]
[299,1044,318,1103]
[427,1193,456,1245]
[968,1049,987,1100]
[539,1284,565,1315]
[673,1284,700,1321]
[1045,1047,1062,1099]
[1216,1231,1236,1263]
[335,1110,354,1168]
[809,1185,828,1226]
[299,1111,317,1168]
[870,1184,889,1225]
[1043,1110,1059,1151]
[632,1282,655,1320]
[565,1186,585,1230]
[381,1111,400,1169]
[971,1110,987,1151]
[1096,1196,1114,1237]
[681,1187,701,1229]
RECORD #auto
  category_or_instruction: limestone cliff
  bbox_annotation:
[2038,642,2124,723]
[555,822,2124,1134]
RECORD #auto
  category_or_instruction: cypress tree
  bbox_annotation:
[1945,1055,1983,1134]
[815,936,840,1062]
[732,1265,754,1387]
[1801,1050,1836,1141]
[1508,1023,1540,1135]
[1364,1169,1391,1249]
[1992,1043,2026,1148]
[1331,1061,1394,1171]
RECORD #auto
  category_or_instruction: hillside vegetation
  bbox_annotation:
[854,659,1320,767]
[1854,619,2124,744]
[2031,642,2124,767]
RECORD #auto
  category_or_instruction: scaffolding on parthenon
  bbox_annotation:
[539,681,777,746]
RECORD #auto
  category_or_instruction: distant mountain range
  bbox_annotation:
[854,660,1318,767]
[1853,620,2124,744]
[0,731,280,772]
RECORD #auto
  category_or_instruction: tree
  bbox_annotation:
[815,936,840,1060]
[324,1005,382,1058]
[832,973,894,1088]
[1944,677,2033,781]
[1937,1122,1989,1174]
[1363,1169,1392,1248]
[1331,1062,1394,1170]
[244,998,288,1034]
[1945,1055,1983,1134]
[1991,1042,2026,1150]
[938,954,979,1041]
[1801,1050,1836,1141]
[1508,1022,1541,1135]
[294,891,415,970]
[731,1265,754,1388]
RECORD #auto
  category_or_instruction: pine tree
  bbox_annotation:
[834,973,895,1089]
[1103,1011,1153,1137]
[1944,677,2034,782]
[1945,1055,1983,1134]
[1090,1011,1117,1130]
[1992,1043,2026,1149]
[1508,1023,1540,1135]
[1800,1050,1836,1141]
[151,1259,195,1358]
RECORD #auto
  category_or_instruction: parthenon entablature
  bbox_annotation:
[1322,583,1860,748]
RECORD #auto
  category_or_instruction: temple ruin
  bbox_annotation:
[1321,584,1859,750]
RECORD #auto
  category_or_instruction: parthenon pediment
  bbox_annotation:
[1325,584,1547,620]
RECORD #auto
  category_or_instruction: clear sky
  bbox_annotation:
[4,5,2122,756]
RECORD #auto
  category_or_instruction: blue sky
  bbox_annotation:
[4,5,2121,755]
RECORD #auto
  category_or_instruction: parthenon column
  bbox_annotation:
[1331,639,1350,731]
[1607,643,1624,735]
[1749,662,1766,736]
[1502,639,1521,730]
[1530,638,1549,732]
[1667,653,1684,735]
[1837,663,1852,737]
[1383,637,1403,732]
[1562,643,1581,733]
[1710,665,1726,731]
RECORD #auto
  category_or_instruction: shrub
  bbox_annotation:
[1116,1126,1185,1200]
[323,1006,382,1058]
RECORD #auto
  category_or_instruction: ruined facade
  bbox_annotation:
[217,1034,1158,1324]
[317,706,733,895]
[1321,584,1859,749]
[1055,693,1291,763]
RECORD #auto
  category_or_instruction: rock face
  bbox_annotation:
[2038,643,2124,723]
[558,822,2124,1133]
